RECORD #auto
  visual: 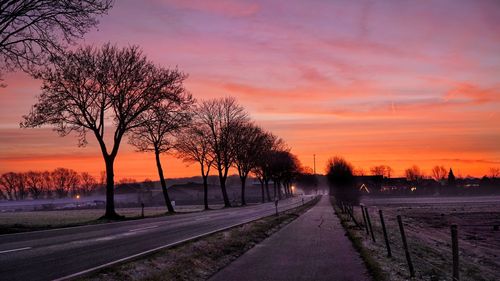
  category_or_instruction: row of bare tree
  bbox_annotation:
[19,44,300,218]
[0,168,100,200]
[174,100,301,209]
[360,164,500,181]
[1,1,301,217]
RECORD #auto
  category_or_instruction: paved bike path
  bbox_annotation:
[210,196,371,281]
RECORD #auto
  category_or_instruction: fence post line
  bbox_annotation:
[451,224,459,281]
[397,215,415,277]
[361,205,369,235]
[347,204,361,228]
[379,209,392,257]
[364,207,376,242]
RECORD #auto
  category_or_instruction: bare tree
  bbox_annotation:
[196,97,249,207]
[129,93,194,213]
[25,171,45,199]
[0,0,113,84]
[176,125,214,210]
[233,123,266,206]
[431,165,447,181]
[386,166,393,178]
[405,165,423,182]
[21,44,186,219]
[51,168,79,198]
[270,150,300,198]
[370,165,386,176]
[252,132,285,202]
[0,172,19,200]
[80,172,98,195]
[370,165,392,178]
[489,167,500,178]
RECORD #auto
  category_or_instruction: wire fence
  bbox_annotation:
[334,199,500,281]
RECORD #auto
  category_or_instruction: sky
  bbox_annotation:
[1,0,500,180]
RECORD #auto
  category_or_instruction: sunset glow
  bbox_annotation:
[1,0,499,179]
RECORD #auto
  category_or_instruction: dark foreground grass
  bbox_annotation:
[331,197,388,281]
[78,197,319,281]
[0,209,172,235]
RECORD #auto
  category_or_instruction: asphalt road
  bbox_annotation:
[0,196,314,281]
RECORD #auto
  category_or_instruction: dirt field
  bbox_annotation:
[345,196,500,281]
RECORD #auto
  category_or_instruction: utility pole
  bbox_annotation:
[313,154,316,175]
[313,154,318,195]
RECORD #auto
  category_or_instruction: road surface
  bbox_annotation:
[0,196,313,281]
[210,196,371,281]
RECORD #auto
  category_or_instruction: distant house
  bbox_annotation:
[381,177,410,193]
[354,175,383,193]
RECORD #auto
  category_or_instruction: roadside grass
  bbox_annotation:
[77,197,320,281]
[331,198,388,281]
[0,207,179,234]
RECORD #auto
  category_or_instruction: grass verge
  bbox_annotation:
[76,197,319,281]
[331,198,388,281]
[0,207,173,234]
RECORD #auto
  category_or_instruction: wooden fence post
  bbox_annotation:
[451,224,459,281]
[364,207,376,242]
[361,205,369,235]
[379,209,392,257]
[397,215,415,277]
[347,204,360,228]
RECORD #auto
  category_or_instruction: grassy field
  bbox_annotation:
[0,206,205,234]
[336,197,500,281]
[78,197,320,281]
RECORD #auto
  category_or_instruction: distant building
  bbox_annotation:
[354,175,383,193]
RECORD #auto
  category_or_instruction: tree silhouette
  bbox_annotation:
[196,97,249,207]
[51,168,79,198]
[326,156,358,204]
[80,172,98,195]
[25,171,45,199]
[405,165,423,182]
[176,125,214,210]
[270,150,301,198]
[0,172,22,200]
[448,168,456,187]
[129,92,194,213]
[489,167,500,178]
[233,123,266,205]
[0,0,113,85]
[431,165,447,181]
[370,165,393,178]
[252,132,285,202]
[21,44,186,219]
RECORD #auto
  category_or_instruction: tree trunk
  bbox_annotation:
[103,156,120,219]
[240,176,247,206]
[218,173,231,207]
[265,179,271,202]
[155,150,175,213]
[273,181,277,200]
[279,181,283,199]
[202,175,209,210]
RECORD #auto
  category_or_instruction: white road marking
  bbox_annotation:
[128,225,159,232]
[0,247,32,254]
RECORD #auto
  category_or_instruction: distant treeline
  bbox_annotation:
[354,164,500,196]
[0,169,153,201]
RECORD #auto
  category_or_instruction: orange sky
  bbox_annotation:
[1,0,500,180]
